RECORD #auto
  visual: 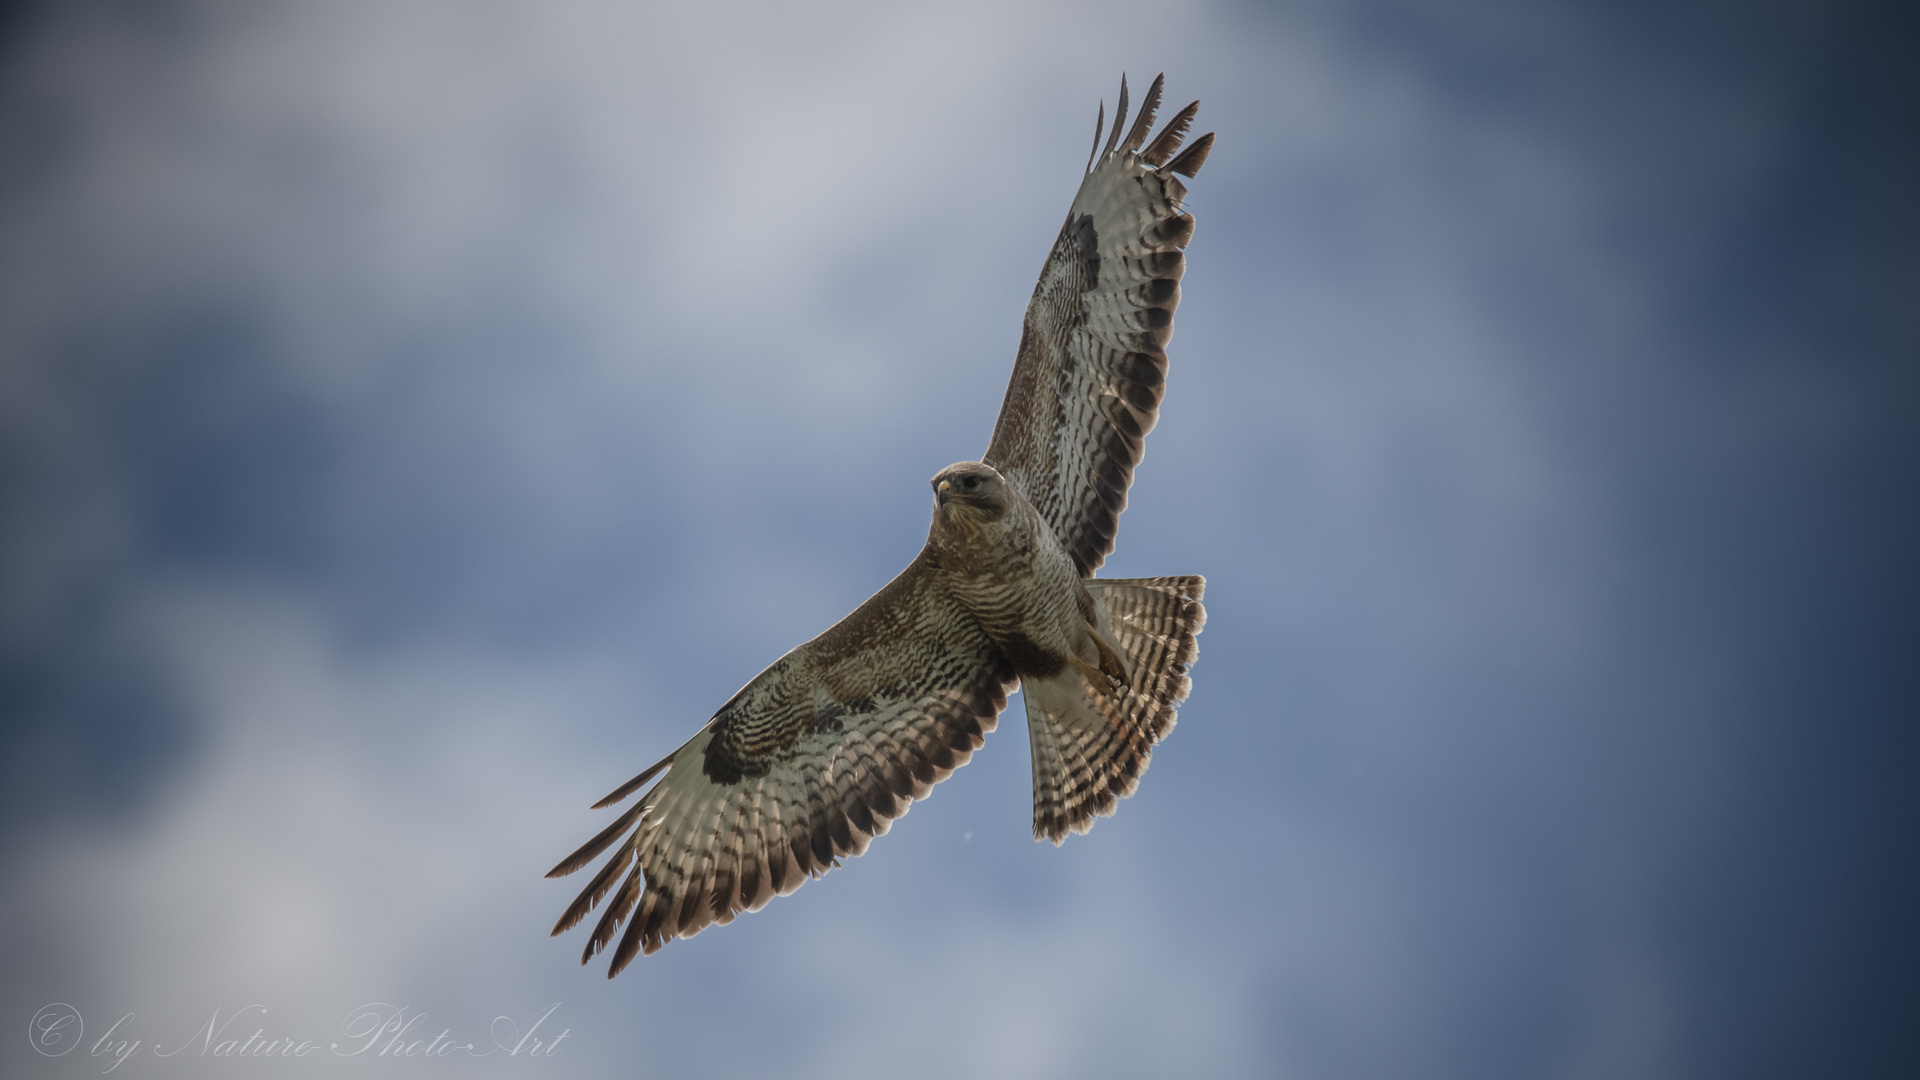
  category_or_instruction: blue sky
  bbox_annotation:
[2,2,1915,1078]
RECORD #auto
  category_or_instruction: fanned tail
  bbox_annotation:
[1025,575,1206,843]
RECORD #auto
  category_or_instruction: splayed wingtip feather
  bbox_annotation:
[1142,101,1198,167]
[1165,131,1213,178]
[1120,73,1165,154]
[1102,73,1130,159]
[592,751,675,809]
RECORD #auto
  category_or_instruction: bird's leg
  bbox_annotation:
[1066,654,1122,701]
[1069,625,1131,703]
[1069,586,1130,701]
[1088,624,1131,688]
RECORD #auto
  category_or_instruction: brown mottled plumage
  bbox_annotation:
[550,74,1213,974]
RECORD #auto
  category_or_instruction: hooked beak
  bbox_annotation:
[935,479,951,506]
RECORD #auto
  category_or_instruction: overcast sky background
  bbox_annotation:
[2,1,1916,1078]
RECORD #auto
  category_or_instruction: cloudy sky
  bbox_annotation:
[3,1,1915,1077]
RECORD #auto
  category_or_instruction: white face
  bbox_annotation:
[931,461,1010,520]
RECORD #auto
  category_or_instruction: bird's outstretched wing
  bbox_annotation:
[984,73,1213,576]
[547,556,1015,975]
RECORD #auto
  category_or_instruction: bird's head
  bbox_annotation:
[931,461,1011,522]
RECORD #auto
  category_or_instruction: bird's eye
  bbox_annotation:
[962,476,979,489]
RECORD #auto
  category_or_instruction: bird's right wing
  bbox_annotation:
[547,555,1015,976]
[984,73,1213,576]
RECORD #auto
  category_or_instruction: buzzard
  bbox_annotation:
[550,74,1214,975]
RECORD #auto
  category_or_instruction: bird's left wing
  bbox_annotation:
[984,73,1213,576]
[547,555,1013,975]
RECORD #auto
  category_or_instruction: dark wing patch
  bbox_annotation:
[547,556,1016,975]
[984,74,1213,576]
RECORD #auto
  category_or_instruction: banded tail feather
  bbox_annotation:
[1025,575,1206,843]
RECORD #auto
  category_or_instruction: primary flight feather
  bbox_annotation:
[550,74,1213,976]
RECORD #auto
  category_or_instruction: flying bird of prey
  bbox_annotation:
[550,74,1214,975]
